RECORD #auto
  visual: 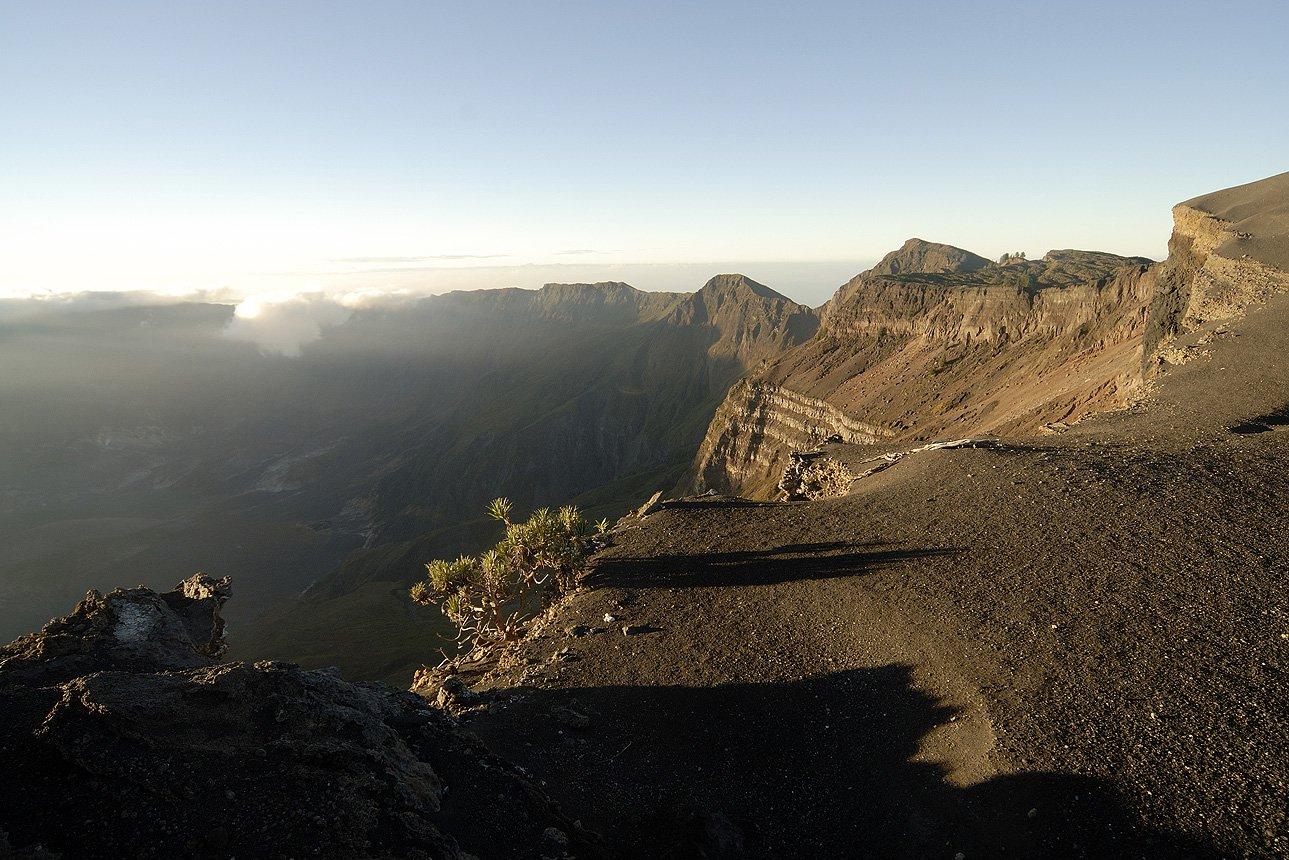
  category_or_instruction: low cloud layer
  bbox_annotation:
[224,289,423,356]
[0,288,238,321]
[1,258,874,354]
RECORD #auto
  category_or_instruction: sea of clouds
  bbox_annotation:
[0,258,868,354]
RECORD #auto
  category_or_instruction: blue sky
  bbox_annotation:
[2,1,1287,305]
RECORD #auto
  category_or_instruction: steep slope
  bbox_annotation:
[0,278,816,680]
[452,172,1289,857]
[1146,170,1289,365]
[692,245,1154,495]
[235,277,818,681]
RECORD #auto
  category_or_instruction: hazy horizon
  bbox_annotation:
[4,1,1287,305]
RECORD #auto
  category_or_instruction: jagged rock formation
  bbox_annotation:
[689,380,891,493]
[691,246,1155,495]
[694,172,1289,498]
[819,237,991,322]
[1146,172,1289,365]
[0,576,599,859]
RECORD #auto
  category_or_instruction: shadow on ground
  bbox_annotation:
[586,541,958,588]
[467,665,1219,858]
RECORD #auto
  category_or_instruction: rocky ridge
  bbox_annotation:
[691,245,1155,495]
[0,575,599,859]
[1146,172,1289,366]
[429,173,1289,857]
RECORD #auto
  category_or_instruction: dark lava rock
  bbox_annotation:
[550,704,591,729]
[0,575,602,859]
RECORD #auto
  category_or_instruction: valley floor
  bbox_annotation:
[453,292,1289,857]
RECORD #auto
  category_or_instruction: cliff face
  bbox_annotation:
[1145,173,1289,364]
[693,173,1289,498]
[237,276,820,680]
[691,245,1156,495]
[355,276,819,545]
[689,379,893,496]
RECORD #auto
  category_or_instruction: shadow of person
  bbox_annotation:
[463,665,1220,858]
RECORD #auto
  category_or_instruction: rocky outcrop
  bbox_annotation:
[777,449,860,500]
[0,577,599,859]
[691,248,1155,495]
[1145,173,1289,366]
[689,380,891,496]
[820,238,991,323]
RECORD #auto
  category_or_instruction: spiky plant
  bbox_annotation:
[486,497,513,525]
[411,499,596,656]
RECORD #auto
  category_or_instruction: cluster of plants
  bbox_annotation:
[998,250,1027,263]
[410,498,608,654]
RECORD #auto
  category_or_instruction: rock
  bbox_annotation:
[565,624,590,637]
[622,624,650,636]
[435,675,479,709]
[550,705,591,729]
[603,613,617,623]
[777,450,858,501]
[636,490,664,518]
[0,573,231,686]
[0,577,602,859]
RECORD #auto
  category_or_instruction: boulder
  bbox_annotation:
[0,577,602,859]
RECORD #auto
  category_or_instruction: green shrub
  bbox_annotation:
[410,498,594,653]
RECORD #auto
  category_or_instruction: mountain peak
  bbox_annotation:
[870,239,991,277]
[698,273,794,302]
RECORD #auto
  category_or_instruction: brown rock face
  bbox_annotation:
[820,237,991,323]
[691,248,1155,495]
[1145,177,1289,364]
[691,172,1289,498]
[0,578,599,859]
[664,274,820,370]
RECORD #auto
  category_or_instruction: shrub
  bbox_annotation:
[410,498,595,653]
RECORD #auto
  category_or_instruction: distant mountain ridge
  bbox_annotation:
[7,173,1287,687]
[0,276,817,666]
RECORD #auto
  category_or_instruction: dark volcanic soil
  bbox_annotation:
[449,291,1289,856]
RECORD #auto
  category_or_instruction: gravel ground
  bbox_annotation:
[452,292,1288,857]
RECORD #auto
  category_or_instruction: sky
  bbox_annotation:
[2,0,1287,308]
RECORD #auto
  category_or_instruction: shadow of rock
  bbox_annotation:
[467,665,1220,858]
[586,542,957,588]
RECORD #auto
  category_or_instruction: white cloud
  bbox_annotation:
[223,290,355,356]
